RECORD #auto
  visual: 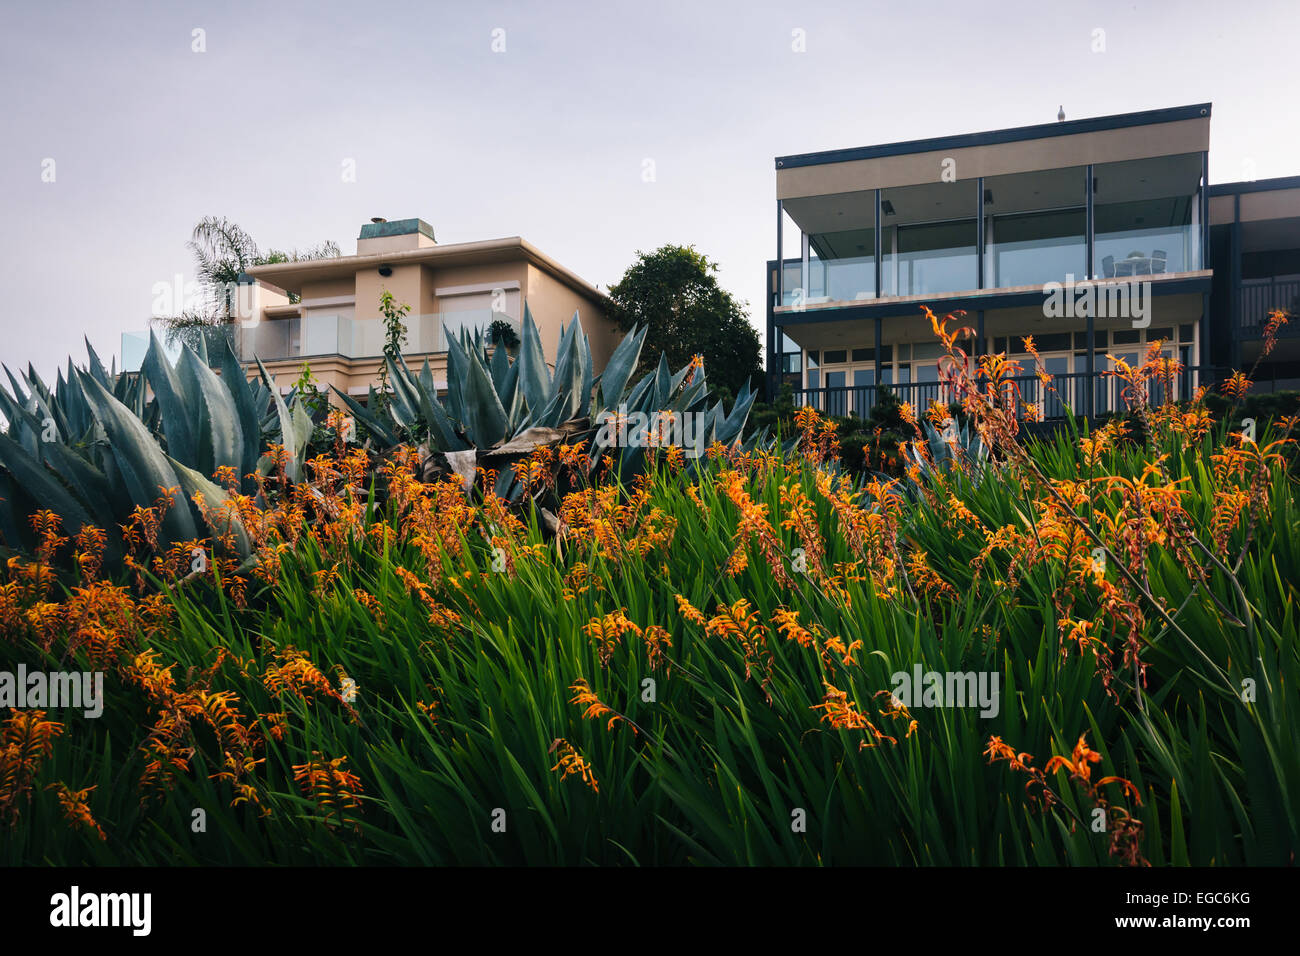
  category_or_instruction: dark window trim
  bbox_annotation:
[1208,175,1300,197]
[775,104,1211,170]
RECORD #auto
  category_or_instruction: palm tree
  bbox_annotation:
[155,217,341,351]
[188,216,262,318]
[188,216,342,314]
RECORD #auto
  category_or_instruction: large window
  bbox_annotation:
[881,181,979,296]
[782,190,877,305]
[776,150,1207,309]
[774,331,803,389]
[984,167,1087,288]
[1094,154,1203,277]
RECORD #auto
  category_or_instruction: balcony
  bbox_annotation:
[775,154,1207,311]
[235,309,516,365]
[120,309,517,373]
[1239,276,1300,338]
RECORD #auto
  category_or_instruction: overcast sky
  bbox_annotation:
[1,0,1297,382]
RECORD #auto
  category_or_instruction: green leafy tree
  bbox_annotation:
[606,244,762,398]
[487,318,520,352]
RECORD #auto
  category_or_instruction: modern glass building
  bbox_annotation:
[767,104,1300,418]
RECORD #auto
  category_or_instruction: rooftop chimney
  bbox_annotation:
[357,217,436,255]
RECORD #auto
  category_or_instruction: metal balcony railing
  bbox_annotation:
[1239,277,1300,337]
[791,366,1226,422]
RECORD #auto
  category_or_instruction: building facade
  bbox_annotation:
[232,218,619,397]
[766,104,1300,418]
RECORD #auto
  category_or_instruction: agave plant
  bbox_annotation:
[334,305,757,501]
[900,416,991,491]
[0,332,311,564]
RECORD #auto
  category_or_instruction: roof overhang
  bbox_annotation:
[777,104,1212,200]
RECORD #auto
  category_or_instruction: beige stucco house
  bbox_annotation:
[234,217,619,398]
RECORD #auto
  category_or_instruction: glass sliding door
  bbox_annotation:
[852,368,876,418]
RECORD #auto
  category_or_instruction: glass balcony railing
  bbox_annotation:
[986,233,1087,288]
[1094,223,1200,278]
[119,309,517,372]
[776,156,1206,309]
[236,309,516,364]
[889,244,979,297]
[120,327,223,373]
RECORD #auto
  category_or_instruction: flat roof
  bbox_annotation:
[244,235,608,304]
[775,103,1212,170]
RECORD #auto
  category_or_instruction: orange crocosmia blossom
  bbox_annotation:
[811,682,896,749]
[46,783,107,840]
[292,752,364,829]
[549,738,599,793]
[674,594,706,626]
[568,679,632,734]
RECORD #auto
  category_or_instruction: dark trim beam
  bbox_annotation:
[776,200,784,307]
[1209,174,1300,197]
[1230,194,1242,370]
[874,189,883,298]
[776,103,1211,170]
[1085,163,1095,280]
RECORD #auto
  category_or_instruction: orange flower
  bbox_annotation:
[568,679,634,734]
[292,752,364,830]
[812,682,896,749]
[549,738,599,793]
[674,594,706,626]
[46,783,106,840]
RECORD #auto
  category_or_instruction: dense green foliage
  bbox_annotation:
[1,410,1295,865]
[606,244,762,398]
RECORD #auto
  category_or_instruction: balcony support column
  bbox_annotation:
[1201,292,1210,389]
[801,232,810,301]
[976,176,985,290]
[766,276,778,401]
[1085,163,1095,418]
[1085,164,1095,280]
[776,200,784,305]
[874,189,883,298]
[1200,150,1210,273]
[874,314,883,408]
[1085,313,1095,420]
[1230,194,1242,371]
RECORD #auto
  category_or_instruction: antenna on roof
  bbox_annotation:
[1057,105,1065,122]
